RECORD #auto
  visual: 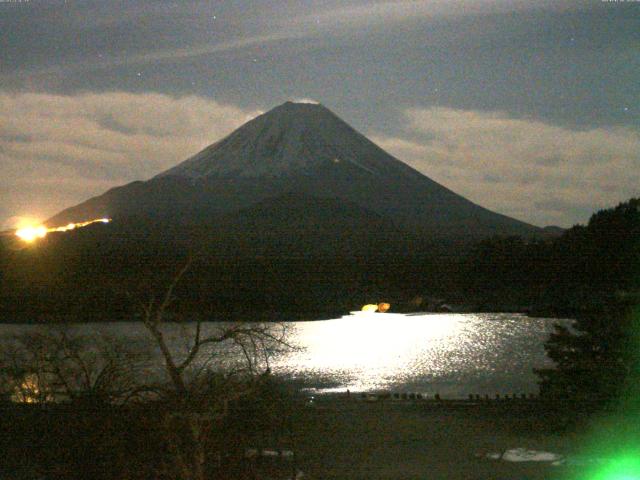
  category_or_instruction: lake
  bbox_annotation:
[0,312,570,398]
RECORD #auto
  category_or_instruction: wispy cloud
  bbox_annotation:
[0,92,259,228]
[2,0,582,83]
[372,107,639,227]
[281,0,583,30]
[2,90,634,230]
[1,30,306,84]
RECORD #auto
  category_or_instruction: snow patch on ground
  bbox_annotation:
[486,448,563,463]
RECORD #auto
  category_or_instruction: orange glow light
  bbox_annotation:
[15,218,111,242]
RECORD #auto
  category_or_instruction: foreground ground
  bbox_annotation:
[289,395,589,480]
[0,394,605,480]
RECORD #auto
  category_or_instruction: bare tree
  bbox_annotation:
[0,328,146,405]
[0,260,296,480]
[0,337,53,404]
[137,260,295,480]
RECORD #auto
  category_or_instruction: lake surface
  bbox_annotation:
[0,312,570,398]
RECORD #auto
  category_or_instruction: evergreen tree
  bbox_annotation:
[536,199,640,404]
[536,296,640,402]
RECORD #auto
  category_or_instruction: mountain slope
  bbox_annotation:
[48,101,540,239]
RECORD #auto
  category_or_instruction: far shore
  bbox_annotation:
[0,307,574,325]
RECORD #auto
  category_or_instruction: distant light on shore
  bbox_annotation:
[15,218,111,242]
[11,373,53,403]
[361,302,391,313]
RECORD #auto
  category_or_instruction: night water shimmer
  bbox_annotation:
[0,313,570,398]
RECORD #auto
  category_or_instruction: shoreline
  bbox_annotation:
[0,309,571,325]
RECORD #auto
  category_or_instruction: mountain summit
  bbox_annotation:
[156,101,422,181]
[48,101,540,239]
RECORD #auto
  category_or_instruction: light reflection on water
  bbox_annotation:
[0,313,570,398]
[271,312,570,397]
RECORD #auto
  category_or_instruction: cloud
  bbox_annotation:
[2,92,635,231]
[1,0,584,84]
[0,30,306,84]
[0,92,259,228]
[372,107,639,227]
[284,0,581,31]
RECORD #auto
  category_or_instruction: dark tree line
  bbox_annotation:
[536,199,640,404]
[0,199,638,321]
[460,198,640,314]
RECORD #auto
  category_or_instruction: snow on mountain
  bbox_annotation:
[156,101,420,181]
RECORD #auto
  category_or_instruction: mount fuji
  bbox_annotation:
[48,101,540,239]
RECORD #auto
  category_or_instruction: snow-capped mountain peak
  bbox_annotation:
[156,101,406,180]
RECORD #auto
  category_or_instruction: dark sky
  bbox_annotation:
[1,0,638,228]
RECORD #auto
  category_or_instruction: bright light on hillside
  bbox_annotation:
[15,218,111,242]
[15,225,48,242]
